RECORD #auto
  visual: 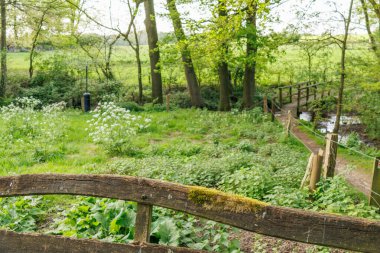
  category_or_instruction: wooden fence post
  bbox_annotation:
[166,94,170,112]
[289,86,293,103]
[271,98,276,122]
[286,110,292,137]
[314,86,317,100]
[309,149,324,191]
[369,157,380,208]
[297,86,301,117]
[263,96,268,113]
[279,88,283,107]
[323,134,338,178]
[134,203,152,243]
[301,153,314,188]
[306,86,310,110]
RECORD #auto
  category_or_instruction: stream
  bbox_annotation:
[298,112,376,147]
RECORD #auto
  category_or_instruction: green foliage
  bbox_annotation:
[27,54,79,104]
[51,197,136,243]
[0,197,48,232]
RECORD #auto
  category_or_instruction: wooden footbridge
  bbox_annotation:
[272,81,336,118]
[0,174,379,253]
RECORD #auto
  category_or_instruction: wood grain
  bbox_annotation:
[0,174,379,252]
[0,230,206,253]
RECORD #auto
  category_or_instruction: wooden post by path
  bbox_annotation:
[297,86,301,117]
[263,96,268,113]
[301,153,314,188]
[306,86,310,110]
[279,88,283,107]
[369,157,380,208]
[323,134,338,178]
[309,149,324,191]
[286,110,292,137]
[289,86,293,103]
[134,203,152,243]
[166,94,170,111]
[271,98,276,122]
[314,86,317,100]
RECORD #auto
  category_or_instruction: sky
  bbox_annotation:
[84,0,358,35]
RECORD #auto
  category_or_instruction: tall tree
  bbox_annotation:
[333,0,355,134]
[242,2,258,109]
[0,0,6,98]
[360,0,380,60]
[218,0,231,111]
[144,0,163,104]
[166,0,203,107]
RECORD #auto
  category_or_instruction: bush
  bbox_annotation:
[87,102,151,155]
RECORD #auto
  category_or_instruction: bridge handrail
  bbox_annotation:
[0,174,379,253]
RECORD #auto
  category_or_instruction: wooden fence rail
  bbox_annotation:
[0,174,380,253]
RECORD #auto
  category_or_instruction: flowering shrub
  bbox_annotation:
[0,97,67,164]
[87,102,151,155]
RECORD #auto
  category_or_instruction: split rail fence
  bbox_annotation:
[0,174,380,253]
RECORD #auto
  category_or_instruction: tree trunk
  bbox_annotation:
[360,0,380,60]
[29,11,47,79]
[243,3,258,109]
[166,0,203,107]
[143,0,163,104]
[333,0,354,134]
[134,27,143,104]
[368,0,380,20]
[0,0,6,98]
[218,0,231,111]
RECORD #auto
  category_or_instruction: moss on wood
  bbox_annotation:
[188,186,269,214]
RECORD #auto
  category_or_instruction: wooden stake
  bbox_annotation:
[296,85,301,117]
[134,203,152,243]
[323,134,338,178]
[301,153,314,188]
[369,157,380,208]
[286,110,292,137]
[309,149,324,191]
[263,96,268,113]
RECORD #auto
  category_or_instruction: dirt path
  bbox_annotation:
[276,102,372,197]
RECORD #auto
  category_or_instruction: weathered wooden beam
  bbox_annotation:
[134,203,153,243]
[309,149,324,191]
[263,96,268,113]
[369,157,380,208]
[0,230,205,253]
[297,86,301,117]
[301,153,314,189]
[323,134,338,178]
[0,174,380,252]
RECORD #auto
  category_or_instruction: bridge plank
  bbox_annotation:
[0,230,206,253]
[0,174,379,252]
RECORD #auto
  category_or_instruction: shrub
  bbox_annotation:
[87,102,151,155]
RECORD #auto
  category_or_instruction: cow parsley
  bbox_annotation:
[87,102,151,155]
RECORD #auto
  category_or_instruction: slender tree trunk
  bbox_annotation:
[243,3,258,109]
[29,11,47,79]
[134,27,143,104]
[0,0,6,98]
[166,0,203,107]
[360,0,380,60]
[218,0,231,111]
[143,0,163,104]
[333,0,354,134]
